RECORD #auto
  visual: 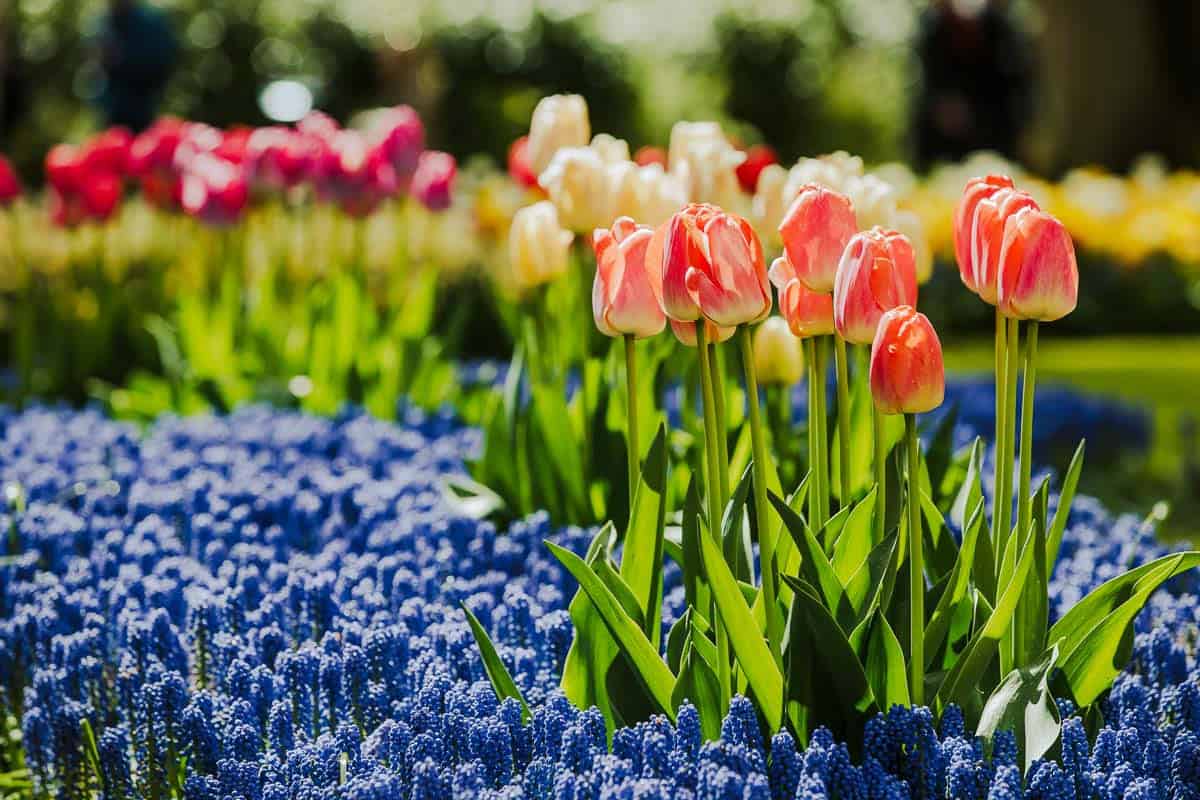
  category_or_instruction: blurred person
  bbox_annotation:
[93,0,178,132]
[914,0,1033,167]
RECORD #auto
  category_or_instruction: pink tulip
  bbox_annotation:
[997,208,1078,322]
[0,156,22,206]
[375,105,425,179]
[971,188,1039,305]
[181,152,249,226]
[870,305,944,415]
[769,256,834,337]
[833,227,918,345]
[592,217,666,338]
[954,174,1013,294]
[411,151,456,212]
[777,183,858,293]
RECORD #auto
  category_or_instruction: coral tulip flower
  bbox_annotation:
[648,203,770,327]
[777,184,858,293]
[870,305,944,415]
[592,217,666,339]
[971,188,1039,305]
[769,256,835,338]
[997,208,1078,322]
[954,174,1013,294]
[834,228,919,345]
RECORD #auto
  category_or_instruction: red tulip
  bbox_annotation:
[736,144,779,194]
[777,183,858,293]
[634,146,668,169]
[81,170,124,221]
[648,203,770,327]
[507,136,539,189]
[769,256,835,337]
[592,217,666,338]
[83,127,133,176]
[45,144,85,193]
[833,227,918,344]
[181,152,249,226]
[128,117,185,177]
[411,151,456,212]
[0,156,22,205]
[375,105,424,178]
[997,208,1078,322]
[954,174,1013,294]
[869,305,944,415]
[970,188,1039,305]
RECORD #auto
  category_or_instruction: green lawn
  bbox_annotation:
[945,335,1200,540]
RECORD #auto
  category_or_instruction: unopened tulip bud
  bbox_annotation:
[667,121,745,207]
[526,94,591,176]
[870,305,944,415]
[539,146,609,233]
[753,316,805,385]
[509,201,573,294]
[769,257,835,338]
[971,188,1039,304]
[834,228,918,344]
[997,208,1078,322]
[778,184,858,293]
[374,104,424,178]
[82,170,124,221]
[592,217,665,338]
[954,174,1013,294]
[411,151,456,212]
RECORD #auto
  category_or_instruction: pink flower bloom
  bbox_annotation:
[833,227,918,344]
[970,188,1039,305]
[769,256,835,338]
[870,305,944,415]
[997,208,1078,322]
[592,217,666,339]
[411,151,456,212]
[953,174,1013,295]
[777,183,858,293]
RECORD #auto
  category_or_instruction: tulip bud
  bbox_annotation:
[667,121,745,207]
[46,144,84,194]
[81,170,124,221]
[769,257,835,338]
[784,151,864,199]
[509,201,573,294]
[507,136,540,189]
[539,146,610,233]
[411,151,456,212]
[833,228,919,344]
[592,217,666,338]
[869,305,944,415]
[526,94,591,176]
[0,156,22,206]
[590,133,631,164]
[374,105,425,178]
[954,174,1013,294]
[843,174,898,231]
[607,161,686,227]
[997,208,1078,322]
[736,144,778,194]
[778,184,858,293]
[971,188,1038,305]
[83,127,133,176]
[753,316,805,385]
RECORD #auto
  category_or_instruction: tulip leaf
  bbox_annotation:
[920,489,960,584]
[770,491,848,621]
[680,478,710,613]
[698,530,784,731]
[621,424,670,647]
[924,497,986,670]
[831,487,877,585]
[461,603,532,723]
[722,464,756,584]
[672,640,724,742]
[782,576,877,748]
[863,610,910,711]
[560,525,619,726]
[923,403,960,503]
[977,646,1060,773]
[1013,483,1051,669]
[532,382,590,521]
[1046,440,1085,569]
[845,531,900,629]
[546,540,677,721]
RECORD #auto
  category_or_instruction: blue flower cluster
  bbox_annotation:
[0,402,1195,799]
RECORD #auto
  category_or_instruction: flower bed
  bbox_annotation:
[0,402,1194,799]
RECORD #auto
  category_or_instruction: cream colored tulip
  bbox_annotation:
[509,201,574,293]
[526,94,591,176]
[540,146,610,233]
[893,210,933,285]
[753,315,805,386]
[845,173,900,231]
[590,133,631,164]
[667,121,745,208]
[752,163,789,246]
[607,161,687,227]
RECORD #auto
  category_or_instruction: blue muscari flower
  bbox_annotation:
[722,695,765,761]
[989,765,1024,800]
[1028,760,1076,800]
[768,730,801,800]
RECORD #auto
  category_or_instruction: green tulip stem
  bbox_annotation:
[997,315,1021,675]
[804,339,825,530]
[623,333,640,511]
[873,404,887,544]
[711,342,731,506]
[834,335,853,509]
[906,413,924,705]
[739,325,782,661]
[992,308,1008,560]
[696,320,732,705]
[1015,321,1040,561]
[813,338,830,529]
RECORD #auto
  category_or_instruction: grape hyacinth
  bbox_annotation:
[0,401,1197,799]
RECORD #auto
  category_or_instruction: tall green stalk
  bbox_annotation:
[696,321,732,705]
[834,335,853,509]
[738,325,782,660]
[998,316,1021,675]
[906,414,924,704]
[804,340,825,530]
[1015,322,1040,556]
[710,342,731,506]
[992,309,1007,564]
[623,333,640,510]
[813,339,830,529]
[872,405,887,544]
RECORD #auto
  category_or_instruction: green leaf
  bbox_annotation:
[440,474,505,520]
[1046,441,1085,569]
[461,603,532,722]
[547,540,677,720]
[949,438,995,603]
[1013,484,1051,670]
[722,464,756,583]
[680,478,710,613]
[672,641,724,741]
[920,489,960,584]
[977,646,1061,773]
[936,522,1038,715]
[1054,553,1200,706]
[699,530,784,731]
[831,487,877,585]
[924,497,986,670]
[782,576,877,746]
[830,364,875,502]
[770,491,847,621]
[666,611,691,674]
[844,532,900,629]
[863,610,910,710]
[560,525,619,726]
[924,403,960,501]
[80,718,104,791]
[621,425,671,647]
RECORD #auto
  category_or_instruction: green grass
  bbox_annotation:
[945,335,1200,542]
